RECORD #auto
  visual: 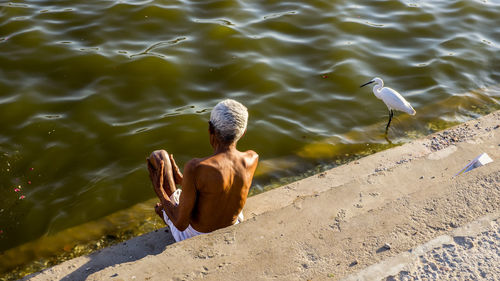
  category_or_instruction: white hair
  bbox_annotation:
[210,99,248,143]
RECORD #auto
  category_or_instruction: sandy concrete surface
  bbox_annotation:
[343,212,500,280]
[23,111,499,281]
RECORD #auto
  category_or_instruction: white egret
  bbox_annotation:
[360,77,416,134]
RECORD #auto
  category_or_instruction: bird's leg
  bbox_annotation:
[385,110,394,134]
[384,134,393,145]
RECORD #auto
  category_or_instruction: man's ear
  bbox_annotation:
[208,121,215,135]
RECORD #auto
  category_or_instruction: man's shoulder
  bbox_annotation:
[241,150,259,167]
[186,158,224,185]
[242,149,258,159]
[186,157,219,172]
[185,158,206,169]
[191,150,258,171]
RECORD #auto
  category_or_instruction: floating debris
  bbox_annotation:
[14,188,21,192]
[19,195,26,200]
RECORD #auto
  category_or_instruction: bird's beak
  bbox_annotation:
[360,80,375,88]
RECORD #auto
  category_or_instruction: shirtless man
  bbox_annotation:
[147,99,259,242]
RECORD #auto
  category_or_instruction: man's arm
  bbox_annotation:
[169,154,183,185]
[147,159,175,213]
[162,159,198,231]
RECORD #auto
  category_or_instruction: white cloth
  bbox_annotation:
[162,189,244,242]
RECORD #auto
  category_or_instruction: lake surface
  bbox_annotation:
[1,0,499,276]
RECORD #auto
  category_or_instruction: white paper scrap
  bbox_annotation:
[455,153,493,176]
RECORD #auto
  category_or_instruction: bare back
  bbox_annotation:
[189,149,258,233]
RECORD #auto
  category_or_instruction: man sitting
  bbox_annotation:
[147,99,259,242]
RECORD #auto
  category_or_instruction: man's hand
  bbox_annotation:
[169,154,183,185]
[147,158,167,199]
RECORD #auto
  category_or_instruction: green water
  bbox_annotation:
[1,0,499,277]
